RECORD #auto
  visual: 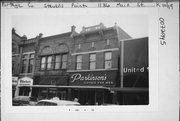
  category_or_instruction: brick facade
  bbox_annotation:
[12,23,148,105]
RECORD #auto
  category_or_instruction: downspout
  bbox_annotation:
[114,23,124,88]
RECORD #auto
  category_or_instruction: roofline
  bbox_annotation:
[13,32,22,39]
[121,36,148,41]
[73,26,115,37]
[39,32,72,41]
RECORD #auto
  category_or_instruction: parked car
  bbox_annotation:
[13,96,38,106]
[36,99,80,106]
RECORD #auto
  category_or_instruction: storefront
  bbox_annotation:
[17,77,33,96]
[69,70,118,105]
[31,76,69,100]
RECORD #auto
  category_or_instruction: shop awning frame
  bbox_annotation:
[110,87,148,92]
[18,85,148,92]
[18,85,111,90]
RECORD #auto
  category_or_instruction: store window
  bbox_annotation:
[90,53,96,70]
[105,52,112,69]
[76,55,82,70]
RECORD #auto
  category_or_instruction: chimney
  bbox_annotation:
[71,25,76,33]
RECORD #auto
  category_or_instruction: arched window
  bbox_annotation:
[40,46,53,70]
[54,43,69,53]
[41,46,53,55]
[40,45,69,70]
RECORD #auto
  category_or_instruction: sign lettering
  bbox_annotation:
[71,73,107,83]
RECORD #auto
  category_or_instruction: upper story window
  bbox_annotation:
[105,52,112,69]
[21,59,27,73]
[62,54,68,69]
[90,53,96,70]
[41,54,68,71]
[106,39,110,45]
[54,55,61,69]
[91,42,94,48]
[21,52,35,73]
[28,53,35,73]
[76,55,82,70]
[47,56,52,70]
[41,57,46,70]
[78,44,81,49]
[40,45,69,71]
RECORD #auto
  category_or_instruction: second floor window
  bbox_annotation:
[54,55,61,69]
[41,57,46,70]
[90,53,96,70]
[41,54,68,70]
[21,53,34,74]
[47,56,52,70]
[28,53,35,73]
[40,56,52,70]
[62,54,68,69]
[105,52,112,69]
[76,55,82,70]
[28,59,34,73]
[21,60,27,73]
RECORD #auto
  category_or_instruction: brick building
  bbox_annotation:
[31,26,77,100]
[68,23,131,105]
[12,28,41,97]
[12,23,148,105]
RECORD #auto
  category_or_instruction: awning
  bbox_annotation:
[110,87,148,92]
[18,85,110,90]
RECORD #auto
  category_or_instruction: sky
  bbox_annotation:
[12,14,148,39]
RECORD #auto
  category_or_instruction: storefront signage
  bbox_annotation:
[71,73,107,82]
[70,70,117,86]
[12,76,18,86]
[18,77,33,86]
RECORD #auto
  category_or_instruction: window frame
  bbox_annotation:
[20,52,35,74]
[40,53,68,71]
[46,55,52,70]
[61,54,68,69]
[54,54,62,70]
[104,51,112,69]
[76,55,82,70]
[89,53,96,70]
